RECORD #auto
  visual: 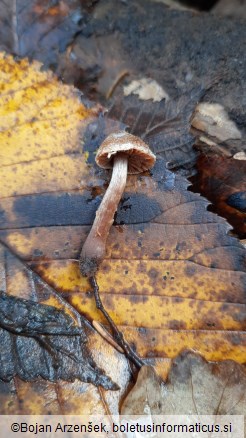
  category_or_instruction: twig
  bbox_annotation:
[106,70,129,100]
[92,320,124,353]
[90,276,144,369]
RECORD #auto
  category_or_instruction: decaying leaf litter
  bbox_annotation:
[0,289,118,390]
[122,351,246,415]
[0,0,245,416]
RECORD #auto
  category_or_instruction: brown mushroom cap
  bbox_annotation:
[95,131,156,174]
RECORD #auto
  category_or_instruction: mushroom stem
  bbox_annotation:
[79,153,128,277]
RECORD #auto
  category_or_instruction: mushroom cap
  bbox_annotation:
[95,131,156,174]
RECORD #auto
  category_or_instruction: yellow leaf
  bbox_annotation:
[0,54,129,414]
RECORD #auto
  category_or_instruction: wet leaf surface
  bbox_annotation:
[0,290,83,336]
[0,51,245,400]
[190,154,246,238]
[0,243,130,414]
[0,54,131,414]
[107,89,207,172]
[0,0,83,68]
[121,351,246,415]
[0,290,118,389]
[0,0,245,417]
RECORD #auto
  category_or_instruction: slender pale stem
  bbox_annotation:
[79,153,128,276]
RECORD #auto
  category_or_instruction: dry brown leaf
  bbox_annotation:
[191,103,242,142]
[121,351,246,415]
[124,78,170,102]
[63,33,130,100]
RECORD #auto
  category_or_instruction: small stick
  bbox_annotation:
[90,276,144,369]
[92,320,124,353]
[106,70,129,100]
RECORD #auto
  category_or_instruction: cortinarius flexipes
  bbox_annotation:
[79,131,156,277]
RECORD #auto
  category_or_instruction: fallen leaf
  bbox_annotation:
[0,53,245,414]
[61,34,130,100]
[124,78,169,102]
[0,0,83,68]
[213,0,246,19]
[0,53,130,414]
[152,0,194,11]
[0,243,130,415]
[0,290,118,389]
[121,351,246,415]
[234,152,246,161]
[108,86,208,170]
[191,103,242,142]
[190,153,246,238]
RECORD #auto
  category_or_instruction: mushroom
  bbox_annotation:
[79,131,156,277]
